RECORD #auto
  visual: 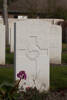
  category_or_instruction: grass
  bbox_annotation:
[0,67,14,85]
[62,53,67,63]
[62,43,67,52]
[6,47,14,64]
[62,43,67,64]
[51,43,67,90]
[50,65,67,90]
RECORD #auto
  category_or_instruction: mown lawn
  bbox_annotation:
[62,43,67,63]
[50,65,67,90]
[62,43,67,52]
[62,53,67,63]
[0,65,67,90]
[0,67,14,85]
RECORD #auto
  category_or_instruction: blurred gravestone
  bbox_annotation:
[0,24,5,64]
[49,25,62,64]
[9,23,14,52]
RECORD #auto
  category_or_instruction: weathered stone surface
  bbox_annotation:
[43,19,64,24]
[14,20,50,92]
[8,18,17,46]
[0,24,5,64]
[10,23,14,52]
[18,16,28,19]
[49,25,62,64]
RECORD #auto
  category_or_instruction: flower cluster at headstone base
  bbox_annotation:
[0,70,27,100]
[0,70,50,100]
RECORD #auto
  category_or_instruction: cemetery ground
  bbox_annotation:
[0,43,67,88]
[0,43,67,99]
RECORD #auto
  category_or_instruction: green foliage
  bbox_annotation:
[20,87,49,100]
[0,70,27,100]
[0,84,49,100]
[0,82,20,100]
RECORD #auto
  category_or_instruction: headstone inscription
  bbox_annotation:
[14,20,50,91]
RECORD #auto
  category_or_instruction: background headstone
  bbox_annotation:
[18,16,28,19]
[43,19,64,25]
[8,18,17,45]
[0,24,5,64]
[49,25,62,64]
[10,23,14,52]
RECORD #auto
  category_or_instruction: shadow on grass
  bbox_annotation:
[62,53,67,63]
[6,47,14,64]
[0,67,14,84]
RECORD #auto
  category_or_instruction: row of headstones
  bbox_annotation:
[0,18,63,92]
[0,18,26,64]
[9,18,63,64]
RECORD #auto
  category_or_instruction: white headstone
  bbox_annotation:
[10,23,14,52]
[9,18,25,49]
[8,18,17,45]
[49,25,62,64]
[54,19,64,24]
[44,19,64,25]
[0,24,5,64]
[44,19,54,24]
[18,16,28,19]
[14,19,62,64]
[14,20,50,92]
[9,18,25,52]
[0,18,3,24]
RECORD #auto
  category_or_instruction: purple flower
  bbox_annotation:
[17,71,27,80]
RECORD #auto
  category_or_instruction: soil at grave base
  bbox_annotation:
[0,64,13,68]
[18,89,67,100]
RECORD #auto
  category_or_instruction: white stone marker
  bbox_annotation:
[54,19,64,24]
[49,25,62,64]
[0,24,5,64]
[9,18,25,52]
[44,19,64,25]
[10,23,14,52]
[9,19,24,52]
[15,20,50,92]
[18,16,28,19]
[0,19,3,24]
[8,18,17,45]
